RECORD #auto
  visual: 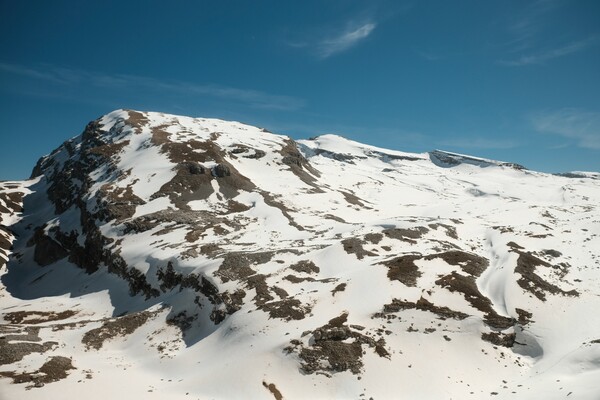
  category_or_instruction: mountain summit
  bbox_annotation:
[1,110,599,399]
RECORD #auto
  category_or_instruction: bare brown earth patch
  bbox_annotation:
[481,332,516,348]
[0,356,75,388]
[263,381,284,400]
[383,250,489,288]
[382,226,429,244]
[425,251,489,277]
[212,251,311,321]
[340,190,369,208]
[364,232,383,244]
[0,326,58,365]
[88,140,130,158]
[435,272,514,329]
[331,283,347,296]
[124,110,150,132]
[286,313,389,375]
[97,183,146,222]
[279,138,322,191]
[511,248,579,301]
[261,298,310,321]
[383,254,422,286]
[289,260,320,274]
[82,311,156,350]
[428,223,459,239]
[4,310,77,325]
[374,297,469,320]
[341,237,376,260]
[515,308,533,325]
[214,252,274,283]
[149,131,257,208]
[260,192,305,231]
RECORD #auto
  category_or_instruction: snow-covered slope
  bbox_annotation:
[1,109,599,399]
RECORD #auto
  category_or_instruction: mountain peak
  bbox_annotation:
[2,110,600,399]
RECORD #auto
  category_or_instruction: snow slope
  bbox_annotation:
[1,109,599,399]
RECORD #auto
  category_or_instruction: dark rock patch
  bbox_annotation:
[513,249,579,301]
[481,332,516,348]
[82,310,155,350]
[428,223,459,240]
[383,226,428,244]
[331,283,347,296]
[260,298,310,321]
[0,326,58,365]
[364,233,383,244]
[0,356,75,388]
[4,310,77,325]
[290,260,320,274]
[166,311,196,333]
[375,297,469,320]
[214,252,273,283]
[435,272,514,329]
[287,313,389,375]
[341,237,376,260]
[212,163,231,177]
[383,254,422,287]
[424,251,489,277]
[279,139,322,191]
[541,249,562,258]
[262,381,283,400]
[261,192,304,231]
[515,308,533,325]
[97,183,145,222]
[284,274,315,283]
[28,227,68,267]
[340,191,369,208]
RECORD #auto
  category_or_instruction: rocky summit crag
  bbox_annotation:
[1,109,599,399]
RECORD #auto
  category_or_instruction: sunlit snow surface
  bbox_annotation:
[1,110,599,399]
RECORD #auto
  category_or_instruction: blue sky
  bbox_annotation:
[1,0,599,179]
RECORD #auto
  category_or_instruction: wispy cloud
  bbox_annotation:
[500,37,598,66]
[286,19,377,59]
[503,0,560,53]
[498,1,598,66]
[532,108,600,149]
[316,22,377,59]
[437,137,519,150]
[0,62,304,111]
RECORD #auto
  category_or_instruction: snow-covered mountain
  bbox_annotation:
[1,109,599,399]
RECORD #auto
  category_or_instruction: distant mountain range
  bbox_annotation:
[1,110,599,399]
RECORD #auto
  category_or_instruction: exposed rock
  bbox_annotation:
[383,254,422,287]
[342,237,376,260]
[289,260,320,274]
[0,327,58,365]
[212,163,231,177]
[28,227,68,266]
[481,332,516,347]
[513,250,579,301]
[288,313,389,375]
[82,311,156,350]
[383,227,429,243]
[0,356,75,387]
[375,297,469,320]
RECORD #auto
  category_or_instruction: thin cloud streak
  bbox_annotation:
[0,62,304,111]
[532,108,600,149]
[500,37,597,66]
[316,22,377,59]
[503,0,560,53]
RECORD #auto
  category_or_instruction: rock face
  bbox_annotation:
[1,109,599,400]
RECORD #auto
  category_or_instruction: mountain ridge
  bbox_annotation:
[1,109,599,399]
